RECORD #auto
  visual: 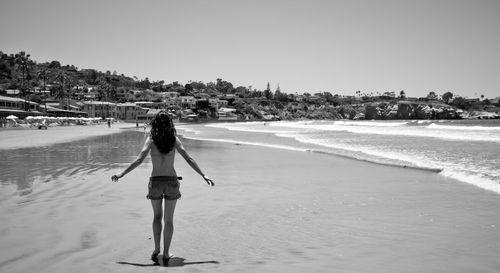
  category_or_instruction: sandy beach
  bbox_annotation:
[1,126,500,273]
[0,123,138,150]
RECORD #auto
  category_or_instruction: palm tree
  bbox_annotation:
[37,68,50,112]
[14,51,33,111]
[54,71,70,108]
[14,52,31,88]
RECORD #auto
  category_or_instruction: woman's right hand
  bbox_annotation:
[203,175,215,186]
[111,174,120,182]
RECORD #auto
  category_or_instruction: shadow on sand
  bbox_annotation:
[117,255,220,267]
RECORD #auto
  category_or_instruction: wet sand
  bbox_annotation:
[1,130,500,272]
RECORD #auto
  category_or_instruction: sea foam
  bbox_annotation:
[427,123,500,131]
[440,169,500,194]
[271,121,500,142]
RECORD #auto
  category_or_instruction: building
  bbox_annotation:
[217,99,229,107]
[208,98,219,109]
[81,101,118,118]
[180,96,196,108]
[135,101,173,109]
[218,107,238,120]
[160,92,180,107]
[116,103,149,121]
[41,105,88,117]
[43,101,87,117]
[0,95,45,119]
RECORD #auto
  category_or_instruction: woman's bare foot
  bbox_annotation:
[151,249,160,264]
[162,253,174,266]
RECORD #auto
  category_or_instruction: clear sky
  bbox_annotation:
[1,0,499,98]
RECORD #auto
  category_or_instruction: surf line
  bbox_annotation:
[180,136,443,173]
[308,149,443,173]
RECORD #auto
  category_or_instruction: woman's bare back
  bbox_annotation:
[150,142,177,177]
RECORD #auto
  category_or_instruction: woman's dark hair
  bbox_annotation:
[150,111,176,154]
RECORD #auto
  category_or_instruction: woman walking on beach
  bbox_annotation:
[111,111,214,265]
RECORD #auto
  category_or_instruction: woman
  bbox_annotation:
[111,111,214,265]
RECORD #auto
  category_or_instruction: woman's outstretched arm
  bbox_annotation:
[111,136,153,182]
[175,136,215,186]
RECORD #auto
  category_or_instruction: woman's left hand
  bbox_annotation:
[111,174,120,182]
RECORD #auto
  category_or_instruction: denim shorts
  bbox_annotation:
[147,176,181,200]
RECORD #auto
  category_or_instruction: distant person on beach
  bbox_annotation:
[107,119,111,128]
[111,111,214,265]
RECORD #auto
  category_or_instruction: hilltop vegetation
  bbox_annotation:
[1,51,499,120]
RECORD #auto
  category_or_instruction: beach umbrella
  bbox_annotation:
[6,115,18,120]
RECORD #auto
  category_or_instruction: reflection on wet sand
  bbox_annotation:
[0,131,145,197]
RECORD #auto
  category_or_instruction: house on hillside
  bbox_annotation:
[180,96,196,108]
[161,92,180,107]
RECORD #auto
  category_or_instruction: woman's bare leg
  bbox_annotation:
[151,199,163,254]
[163,199,177,257]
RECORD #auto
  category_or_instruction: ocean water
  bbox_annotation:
[177,119,500,194]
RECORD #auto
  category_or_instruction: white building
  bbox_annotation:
[180,96,196,108]
[115,103,149,121]
[82,101,118,118]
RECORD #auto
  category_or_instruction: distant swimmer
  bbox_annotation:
[111,111,214,266]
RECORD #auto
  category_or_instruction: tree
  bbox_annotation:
[37,68,50,90]
[189,81,206,91]
[14,52,34,111]
[442,92,453,104]
[196,99,209,109]
[451,96,468,110]
[85,69,99,85]
[54,71,69,101]
[426,91,438,100]
[48,60,61,69]
[263,88,273,100]
[136,77,151,89]
[274,87,287,102]
[14,52,33,93]
[0,53,12,79]
[216,78,233,94]
[97,75,112,101]
[37,68,50,111]
[234,86,250,98]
